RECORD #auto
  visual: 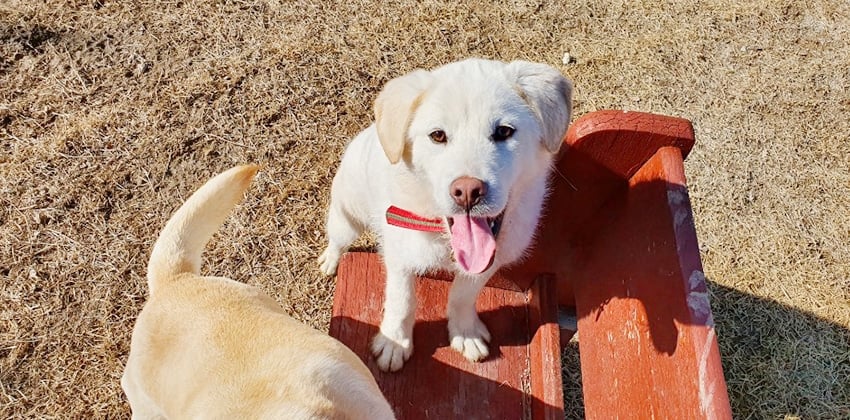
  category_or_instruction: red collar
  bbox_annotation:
[386,206,445,232]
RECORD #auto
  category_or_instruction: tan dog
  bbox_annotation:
[122,165,394,419]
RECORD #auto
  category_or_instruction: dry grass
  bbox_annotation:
[1,0,848,418]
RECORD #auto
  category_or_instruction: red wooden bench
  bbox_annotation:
[329,111,733,419]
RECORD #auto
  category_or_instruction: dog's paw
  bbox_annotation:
[318,247,340,276]
[448,314,492,362]
[371,331,413,372]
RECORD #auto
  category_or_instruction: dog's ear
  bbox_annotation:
[374,70,432,164]
[505,61,573,153]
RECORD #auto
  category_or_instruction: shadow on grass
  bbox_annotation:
[708,281,850,419]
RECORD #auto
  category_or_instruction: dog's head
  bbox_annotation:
[374,58,572,273]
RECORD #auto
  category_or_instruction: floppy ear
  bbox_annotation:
[374,69,432,164]
[505,61,573,153]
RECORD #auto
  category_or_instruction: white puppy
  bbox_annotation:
[122,165,395,419]
[319,58,572,372]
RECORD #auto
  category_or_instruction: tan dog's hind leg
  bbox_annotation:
[121,372,164,420]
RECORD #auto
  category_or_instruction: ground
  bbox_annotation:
[1,0,848,418]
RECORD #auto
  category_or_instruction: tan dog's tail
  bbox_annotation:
[147,165,259,295]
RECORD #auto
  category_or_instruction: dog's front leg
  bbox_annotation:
[447,272,492,362]
[371,257,416,372]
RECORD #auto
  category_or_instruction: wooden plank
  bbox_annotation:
[572,146,732,419]
[526,275,565,419]
[329,252,564,420]
[564,110,695,180]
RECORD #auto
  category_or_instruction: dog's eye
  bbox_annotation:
[429,130,447,144]
[492,125,515,142]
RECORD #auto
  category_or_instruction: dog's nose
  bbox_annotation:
[450,176,487,211]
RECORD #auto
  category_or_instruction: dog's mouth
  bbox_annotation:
[446,210,505,274]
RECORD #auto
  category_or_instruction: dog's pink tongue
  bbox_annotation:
[450,214,496,274]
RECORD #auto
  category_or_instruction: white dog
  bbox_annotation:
[122,165,395,419]
[319,58,572,372]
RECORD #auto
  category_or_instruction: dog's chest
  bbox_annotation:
[381,228,454,271]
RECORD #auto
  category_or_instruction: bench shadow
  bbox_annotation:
[705,280,850,417]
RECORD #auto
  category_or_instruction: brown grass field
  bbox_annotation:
[1,0,849,418]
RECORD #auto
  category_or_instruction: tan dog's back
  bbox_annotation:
[122,165,394,419]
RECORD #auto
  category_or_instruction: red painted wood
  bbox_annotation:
[329,252,564,420]
[563,110,695,179]
[572,146,731,419]
[526,275,565,419]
